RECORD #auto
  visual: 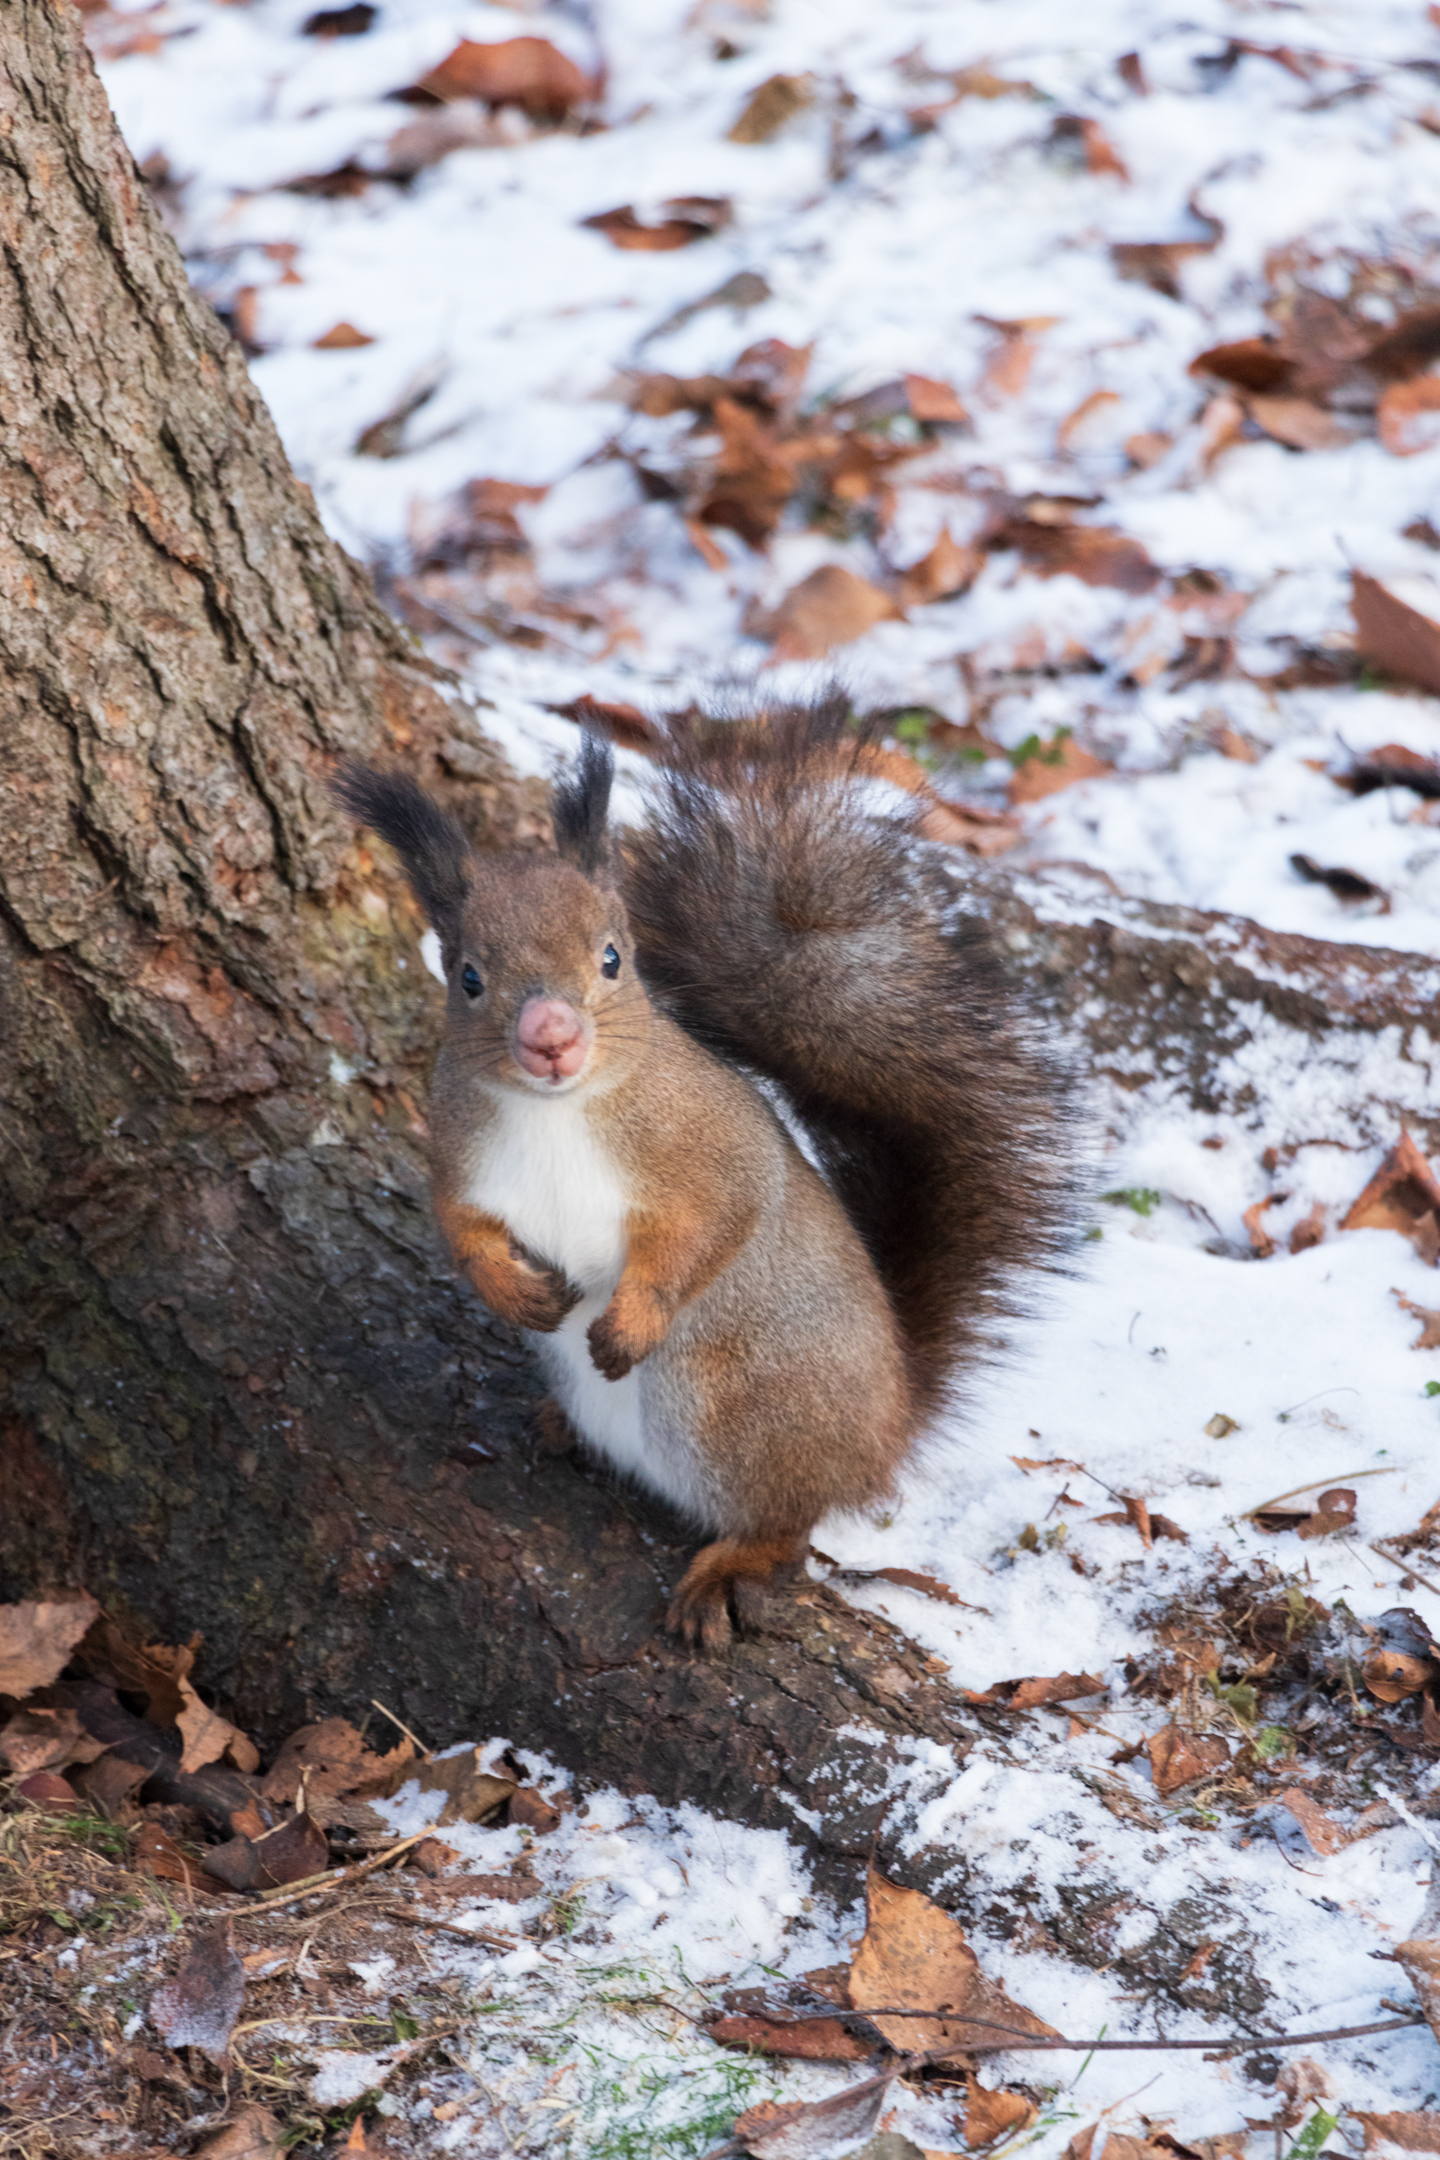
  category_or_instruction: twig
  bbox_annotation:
[1372,1539,1440,1602]
[726,2006,1425,2054]
[1243,1467,1396,1518]
[376,1904,516,1948]
[371,1698,431,1757]
[186,1831,432,1921]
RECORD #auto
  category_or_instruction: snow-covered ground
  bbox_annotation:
[92,0,1440,2149]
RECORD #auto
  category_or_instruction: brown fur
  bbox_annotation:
[333,709,1071,1650]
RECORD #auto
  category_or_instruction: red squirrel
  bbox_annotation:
[334,704,1070,1650]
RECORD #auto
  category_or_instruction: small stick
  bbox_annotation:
[1371,1539,1440,1602]
[187,1830,432,1921]
[1243,1467,1396,1518]
[376,1904,516,1948]
[371,1698,431,1757]
[728,2006,1424,2054]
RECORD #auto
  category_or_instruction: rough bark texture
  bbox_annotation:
[3,1,1435,1897]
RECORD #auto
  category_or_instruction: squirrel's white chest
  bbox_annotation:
[464,1089,630,1291]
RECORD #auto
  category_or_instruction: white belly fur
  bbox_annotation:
[463,1089,708,1518]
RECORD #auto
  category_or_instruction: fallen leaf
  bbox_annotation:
[1290,852,1389,908]
[1011,1455,1087,1474]
[1204,1415,1239,1438]
[848,1866,1057,2057]
[417,1866,539,1903]
[1345,743,1440,799]
[151,1924,246,2068]
[176,1677,247,1776]
[0,1594,100,1698]
[1295,1487,1357,1541]
[414,37,594,121]
[1113,241,1213,299]
[728,74,814,144]
[15,1771,82,1812]
[135,1822,221,1894]
[758,566,902,660]
[509,1785,562,1833]
[1008,735,1114,805]
[1353,2110,1440,2153]
[0,1705,107,1779]
[1395,1290,1440,1350]
[992,517,1161,594]
[708,2009,873,2061]
[1089,1494,1186,1547]
[734,2070,893,2157]
[1057,389,1123,453]
[902,373,968,424]
[261,1717,413,1805]
[1352,570,1440,697]
[1244,1193,1284,1258]
[917,802,1021,857]
[388,1747,515,1827]
[1380,379,1440,457]
[1290,1202,1326,1254]
[1395,1939,1440,2041]
[74,1618,196,1726]
[582,198,731,251]
[302,3,373,33]
[965,1673,1105,1710]
[1244,394,1356,451]
[1146,1724,1230,1795]
[192,2106,285,2160]
[960,2079,1037,2148]
[898,530,981,607]
[1343,1132,1440,1265]
[204,1808,329,1893]
[1276,1786,1350,1856]
[554,692,659,752]
[313,322,374,350]
[1362,1610,1439,1703]
[1050,115,1129,179]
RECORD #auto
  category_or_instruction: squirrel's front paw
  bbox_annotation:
[587,1285,669,1381]
[509,1265,580,1334]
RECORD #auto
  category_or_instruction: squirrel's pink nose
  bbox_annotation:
[515,997,589,1082]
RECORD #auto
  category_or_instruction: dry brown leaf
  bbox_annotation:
[1353,2111,1440,2154]
[261,1717,414,1805]
[903,373,968,424]
[760,565,902,660]
[1007,735,1113,805]
[151,1924,246,2069]
[1113,240,1212,299]
[0,1705,106,1779]
[1057,389,1122,452]
[917,801,1021,857]
[898,530,981,607]
[134,1822,216,1893]
[1276,1785,1350,1856]
[1342,1131,1440,1265]
[1396,1939,1440,2041]
[1243,1192,1283,1258]
[1394,1289,1440,1349]
[509,1785,562,1833]
[1089,1493,1186,1547]
[1146,1724,1230,1795]
[15,1770,82,1812]
[707,2008,872,2061]
[1352,571,1440,699]
[312,321,373,349]
[1362,1611,1438,1703]
[1244,393,1355,451]
[728,74,814,144]
[1295,1487,1358,1541]
[176,1677,246,1775]
[849,1866,1057,2057]
[1290,1201,1326,1253]
[961,2079,1037,2148]
[1380,379,1440,457]
[389,1746,515,1827]
[75,1618,197,1727]
[1054,116,1129,179]
[1290,851,1389,908]
[994,517,1160,595]
[1011,1454,1087,1474]
[966,1672,1104,1710]
[0,1594,100,1698]
[415,37,594,120]
[192,2107,285,2160]
[582,198,731,251]
[734,2071,893,2158]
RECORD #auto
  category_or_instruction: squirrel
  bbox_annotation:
[334,701,1071,1651]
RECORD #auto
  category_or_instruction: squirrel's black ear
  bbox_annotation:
[551,730,614,879]
[331,763,470,959]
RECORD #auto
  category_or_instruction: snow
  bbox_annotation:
[97,0,1440,2147]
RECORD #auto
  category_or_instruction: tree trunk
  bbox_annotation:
[2,2,1431,1895]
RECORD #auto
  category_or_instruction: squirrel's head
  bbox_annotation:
[333,734,647,1096]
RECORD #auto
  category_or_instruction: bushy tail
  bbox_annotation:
[620,699,1076,1420]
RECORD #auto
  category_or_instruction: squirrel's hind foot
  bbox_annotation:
[666,1534,807,1654]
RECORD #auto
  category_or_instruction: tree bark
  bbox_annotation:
[2,1,1433,1897]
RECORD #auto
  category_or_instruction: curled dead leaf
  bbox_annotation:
[0,1593,100,1698]
[1243,1193,1283,1258]
[1295,1487,1357,1541]
[0,1705,107,1779]
[1276,1786,1350,1856]
[1343,1132,1440,1265]
[414,37,594,122]
[192,2106,285,2160]
[707,2008,872,2062]
[582,198,731,252]
[965,1673,1105,1710]
[1352,571,1440,699]
[756,566,902,660]
[1008,735,1113,805]
[1394,1289,1440,1350]
[1146,1724,1230,1796]
[1395,1938,1440,2042]
[313,321,373,350]
[1290,852,1389,908]
[728,74,814,145]
[897,530,980,607]
[1380,379,1440,457]
[261,1716,413,1805]
[960,2079,1037,2148]
[1352,2110,1440,2154]
[990,516,1160,594]
[388,1746,515,1827]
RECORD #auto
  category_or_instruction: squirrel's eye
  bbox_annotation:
[601,943,621,980]
[460,963,484,1000]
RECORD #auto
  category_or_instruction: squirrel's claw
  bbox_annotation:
[666,1534,806,1654]
[586,1312,636,1381]
[666,1575,734,1654]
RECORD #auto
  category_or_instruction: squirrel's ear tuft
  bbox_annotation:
[331,762,471,957]
[551,730,614,878]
